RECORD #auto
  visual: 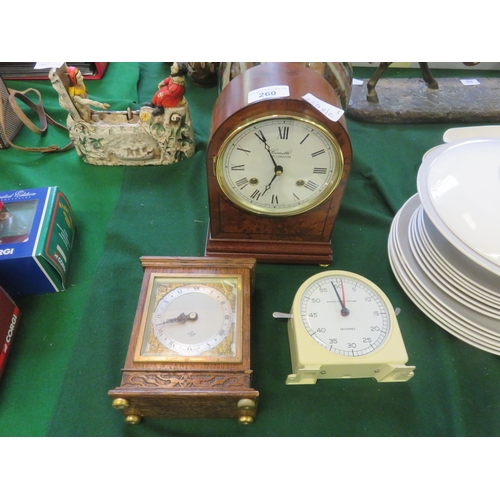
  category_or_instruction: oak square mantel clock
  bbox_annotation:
[108,256,259,424]
[205,62,353,265]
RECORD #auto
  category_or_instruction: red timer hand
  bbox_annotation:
[340,279,347,313]
[331,281,350,317]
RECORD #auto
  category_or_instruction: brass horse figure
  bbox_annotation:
[366,62,439,103]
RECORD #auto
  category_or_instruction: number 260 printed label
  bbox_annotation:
[248,85,290,104]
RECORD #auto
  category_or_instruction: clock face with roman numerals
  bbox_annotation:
[215,115,344,216]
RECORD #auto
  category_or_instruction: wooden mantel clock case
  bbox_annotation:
[108,256,259,424]
[205,62,353,265]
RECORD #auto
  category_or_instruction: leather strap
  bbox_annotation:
[0,85,74,153]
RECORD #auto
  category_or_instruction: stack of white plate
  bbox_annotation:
[388,137,500,355]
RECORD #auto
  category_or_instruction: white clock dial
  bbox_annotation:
[299,273,391,357]
[152,283,235,356]
[217,115,343,216]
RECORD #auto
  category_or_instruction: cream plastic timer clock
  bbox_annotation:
[276,270,415,385]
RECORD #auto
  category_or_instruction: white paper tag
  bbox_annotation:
[34,62,64,70]
[302,93,345,122]
[352,78,364,86]
[461,78,481,86]
[248,85,290,104]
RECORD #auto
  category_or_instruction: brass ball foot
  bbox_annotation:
[125,414,142,425]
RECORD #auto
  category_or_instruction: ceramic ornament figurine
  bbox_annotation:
[49,63,195,166]
[145,62,187,116]
[66,66,110,122]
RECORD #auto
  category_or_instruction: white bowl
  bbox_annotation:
[417,138,500,276]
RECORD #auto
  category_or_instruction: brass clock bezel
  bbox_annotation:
[133,272,244,364]
[214,113,345,217]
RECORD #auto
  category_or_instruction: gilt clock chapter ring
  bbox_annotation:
[148,281,237,358]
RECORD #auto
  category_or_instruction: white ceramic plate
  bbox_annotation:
[388,217,500,354]
[390,194,500,339]
[389,208,500,354]
[408,209,500,319]
[417,207,500,302]
[415,214,500,313]
[389,241,500,355]
[417,138,500,276]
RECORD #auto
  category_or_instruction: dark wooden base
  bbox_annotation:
[205,229,333,265]
[347,78,500,124]
[109,386,259,423]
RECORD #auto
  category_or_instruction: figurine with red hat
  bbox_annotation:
[66,66,109,122]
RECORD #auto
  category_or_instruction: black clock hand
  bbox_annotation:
[331,282,350,317]
[262,166,284,196]
[255,131,283,174]
[158,312,198,325]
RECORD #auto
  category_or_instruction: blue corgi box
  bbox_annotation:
[0,187,75,296]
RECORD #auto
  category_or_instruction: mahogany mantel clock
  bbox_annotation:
[205,62,352,265]
[108,256,259,424]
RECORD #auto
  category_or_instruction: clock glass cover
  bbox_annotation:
[135,274,242,363]
[216,115,344,216]
[299,272,391,357]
